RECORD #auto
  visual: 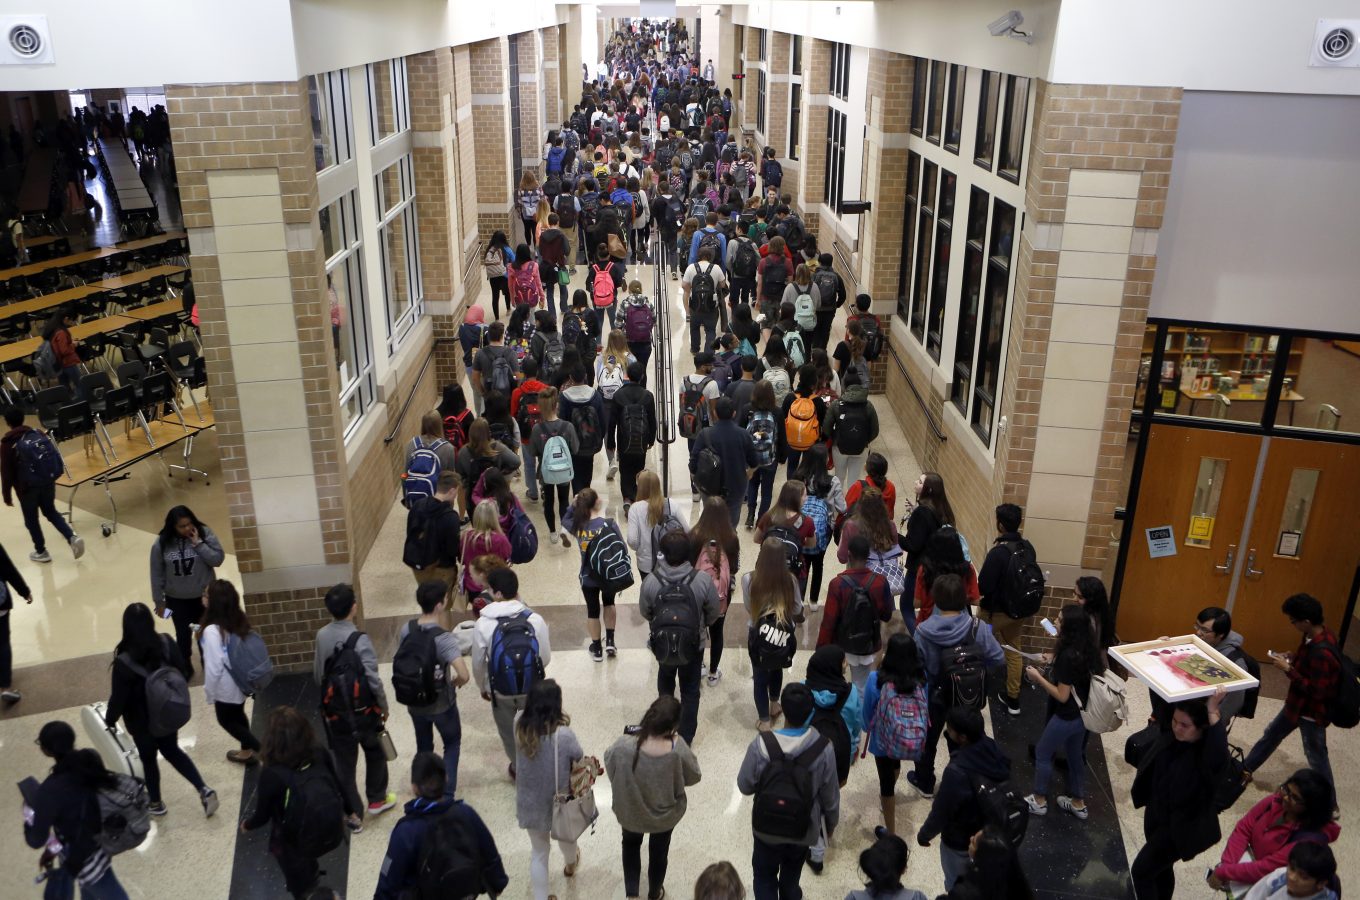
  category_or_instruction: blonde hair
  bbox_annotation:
[519,169,539,191]
[535,198,552,226]
[628,279,643,294]
[636,471,665,527]
[538,386,560,419]
[420,411,443,438]
[470,499,504,537]
[749,538,796,623]
[604,330,629,360]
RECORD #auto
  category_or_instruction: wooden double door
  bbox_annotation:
[1120,423,1360,651]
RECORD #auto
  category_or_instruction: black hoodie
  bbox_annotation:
[917,735,1012,851]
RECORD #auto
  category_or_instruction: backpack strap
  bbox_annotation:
[759,730,784,762]
[792,734,830,768]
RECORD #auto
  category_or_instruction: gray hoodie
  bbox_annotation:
[914,611,1005,685]
[737,727,840,847]
[1213,629,1247,722]
[639,560,721,650]
[149,526,226,604]
[313,619,388,713]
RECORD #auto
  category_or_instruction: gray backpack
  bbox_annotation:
[226,630,275,696]
[120,636,192,737]
[95,773,151,856]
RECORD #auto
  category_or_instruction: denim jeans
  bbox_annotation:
[751,654,784,722]
[410,703,462,799]
[43,867,129,900]
[657,659,702,745]
[1034,713,1087,798]
[522,447,538,500]
[941,844,971,891]
[1244,709,1333,790]
[19,481,73,554]
[746,463,776,519]
[751,838,806,900]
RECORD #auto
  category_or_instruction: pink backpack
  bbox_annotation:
[591,264,615,308]
[694,542,732,606]
[511,264,539,306]
[870,681,928,761]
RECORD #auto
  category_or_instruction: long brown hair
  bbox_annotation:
[466,418,494,458]
[570,488,601,536]
[261,706,319,770]
[632,695,681,769]
[538,386,560,420]
[750,380,777,413]
[690,496,740,565]
[854,487,897,551]
[749,538,796,623]
[515,679,570,759]
[200,579,249,637]
[918,471,955,526]
[769,479,805,529]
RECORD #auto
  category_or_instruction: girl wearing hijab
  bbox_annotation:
[804,644,863,873]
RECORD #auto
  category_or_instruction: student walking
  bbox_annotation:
[240,706,354,899]
[901,472,954,619]
[737,682,840,900]
[0,540,32,704]
[818,534,894,694]
[780,367,828,482]
[515,679,584,900]
[744,537,805,729]
[200,580,262,764]
[742,381,785,529]
[564,488,626,662]
[977,503,1038,716]
[640,531,721,745]
[690,397,759,528]
[1023,604,1100,821]
[845,833,928,900]
[393,582,470,799]
[104,603,219,818]
[627,470,689,580]
[149,505,225,677]
[804,646,863,873]
[793,445,843,606]
[753,480,817,597]
[612,361,657,504]
[529,386,581,545]
[26,722,133,899]
[1,407,84,564]
[472,568,551,777]
[373,752,509,900]
[313,584,395,829]
[690,496,740,685]
[403,471,462,601]
[484,231,514,321]
[559,368,607,492]
[604,696,703,900]
[861,633,929,837]
[826,370,879,487]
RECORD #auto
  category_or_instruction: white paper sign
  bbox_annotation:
[1145,525,1177,559]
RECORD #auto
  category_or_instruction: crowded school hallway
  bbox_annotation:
[2,4,1357,900]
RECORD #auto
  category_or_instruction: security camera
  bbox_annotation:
[988,10,1023,36]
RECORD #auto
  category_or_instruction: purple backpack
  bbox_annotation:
[871,681,928,761]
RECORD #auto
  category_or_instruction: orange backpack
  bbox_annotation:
[785,395,820,451]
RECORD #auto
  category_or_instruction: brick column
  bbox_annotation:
[740,27,761,137]
[798,39,833,235]
[765,33,790,156]
[167,81,353,671]
[470,38,513,242]
[515,31,543,179]
[1001,83,1182,590]
[541,25,562,131]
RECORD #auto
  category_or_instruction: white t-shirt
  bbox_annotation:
[682,261,728,291]
[683,372,722,405]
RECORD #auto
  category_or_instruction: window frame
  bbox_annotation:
[997,74,1031,185]
[971,199,1019,444]
[756,69,767,136]
[758,28,767,62]
[910,58,927,137]
[944,64,965,155]
[823,107,848,214]
[373,153,424,353]
[791,35,803,77]
[321,191,374,440]
[926,60,947,145]
[308,70,353,173]
[789,82,802,161]
[367,57,410,146]
[974,70,1001,172]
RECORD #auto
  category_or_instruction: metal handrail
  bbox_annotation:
[890,346,947,442]
[382,337,455,444]
[653,240,678,493]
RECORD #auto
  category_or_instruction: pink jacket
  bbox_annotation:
[1214,794,1340,884]
[461,531,513,591]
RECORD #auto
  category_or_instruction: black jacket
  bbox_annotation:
[24,759,102,874]
[610,382,657,453]
[405,497,461,569]
[1132,718,1229,857]
[106,634,189,738]
[918,736,1012,851]
[977,532,1023,615]
[690,419,758,500]
[0,542,31,611]
[241,750,355,839]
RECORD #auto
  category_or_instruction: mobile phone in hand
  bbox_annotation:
[160,607,174,620]
[1040,617,1057,637]
[623,724,642,735]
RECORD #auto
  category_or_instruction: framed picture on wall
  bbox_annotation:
[1109,635,1259,702]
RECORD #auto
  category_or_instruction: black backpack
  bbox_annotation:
[761,256,788,300]
[391,621,446,708]
[571,403,603,456]
[781,215,806,252]
[765,523,803,576]
[320,632,379,733]
[678,376,712,438]
[836,572,880,656]
[936,617,988,711]
[731,239,759,279]
[856,314,884,361]
[1001,539,1046,620]
[649,571,702,667]
[555,193,578,229]
[415,805,487,899]
[1314,639,1360,729]
[619,400,651,456]
[696,228,723,262]
[751,732,828,839]
[281,760,347,858]
[970,772,1029,849]
[694,443,724,497]
[691,262,718,312]
[812,269,840,311]
[664,195,684,231]
[750,612,797,670]
[834,402,871,456]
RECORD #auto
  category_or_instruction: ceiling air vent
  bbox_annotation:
[0,16,54,65]
[1309,20,1359,67]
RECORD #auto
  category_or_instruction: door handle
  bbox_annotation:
[1214,544,1237,574]
[1245,549,1264,579]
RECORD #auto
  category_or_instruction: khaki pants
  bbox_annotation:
[980,608,1026,699]
[413,566,458,603]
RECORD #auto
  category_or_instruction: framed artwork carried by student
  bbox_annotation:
[1108,635,1259,702]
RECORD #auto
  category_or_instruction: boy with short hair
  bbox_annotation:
[471,568,551,776]
[394,581,470,799]
[1243,842,1337,900]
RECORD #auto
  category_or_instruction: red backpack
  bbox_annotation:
[511,264,539,307]
[591,264,615,308]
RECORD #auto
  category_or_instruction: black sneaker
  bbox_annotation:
[605,637,617,657]
[589,641,604,662]
[906,771,934,799]
[804,848,823,875]
[745,509,756,531]
[1003,694,1021,716]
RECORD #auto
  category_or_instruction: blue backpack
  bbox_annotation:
[546,146,566,174]
[488,611,543,699]
[506,505,539,564]
[403,444,442,506]
[801,494,832,554]
[15,430,65,486]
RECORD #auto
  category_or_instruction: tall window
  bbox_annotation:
[789,83,802,160]
[758,28,767,62]
[998,75,1031,184]
[944,65,965,154]
[320,192,373,436]
[829,42,851,101]
[972,200,1017,443]
[910,58,927,136]
[791,35,803,76]
[367,58,410,144]
[909,160,937,341]
[824,108,847,214]
[308,71,352,172]
[952,188,989,411]
[508,37,523,180]
[974,71,1002,171]
[375,155,423,351]
[756,69,767,135]
[896,151,922,321]
[925,170,956,360]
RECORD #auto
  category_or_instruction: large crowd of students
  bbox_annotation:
[14,16,1347,900]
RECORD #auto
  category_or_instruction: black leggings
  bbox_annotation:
[803,549,827,605]
[488,276,509,320]
[707,614,726,673]
[622,827,674,899]
[540,479,571,532]
[164,595,204,677]
[583,585,617,619]
[1131,826,1181,900]
[215,701,261,752]
[875,755,902,798]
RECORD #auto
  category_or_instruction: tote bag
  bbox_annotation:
[550,732,601,842]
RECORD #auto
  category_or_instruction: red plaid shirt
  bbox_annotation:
[1285,628,1341,725]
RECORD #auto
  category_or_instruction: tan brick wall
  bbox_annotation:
[541,25,561,129]
[799,39,832,225]
[470,38,513,240]
[766,33,790,154]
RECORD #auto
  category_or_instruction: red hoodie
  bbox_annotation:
[1213,793,1341,884]
[510,379,548,445]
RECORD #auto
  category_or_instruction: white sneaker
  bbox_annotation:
[706,669,722,686]
[607,461,618,479]
[28,550,51,564]
[69,534,85,560]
